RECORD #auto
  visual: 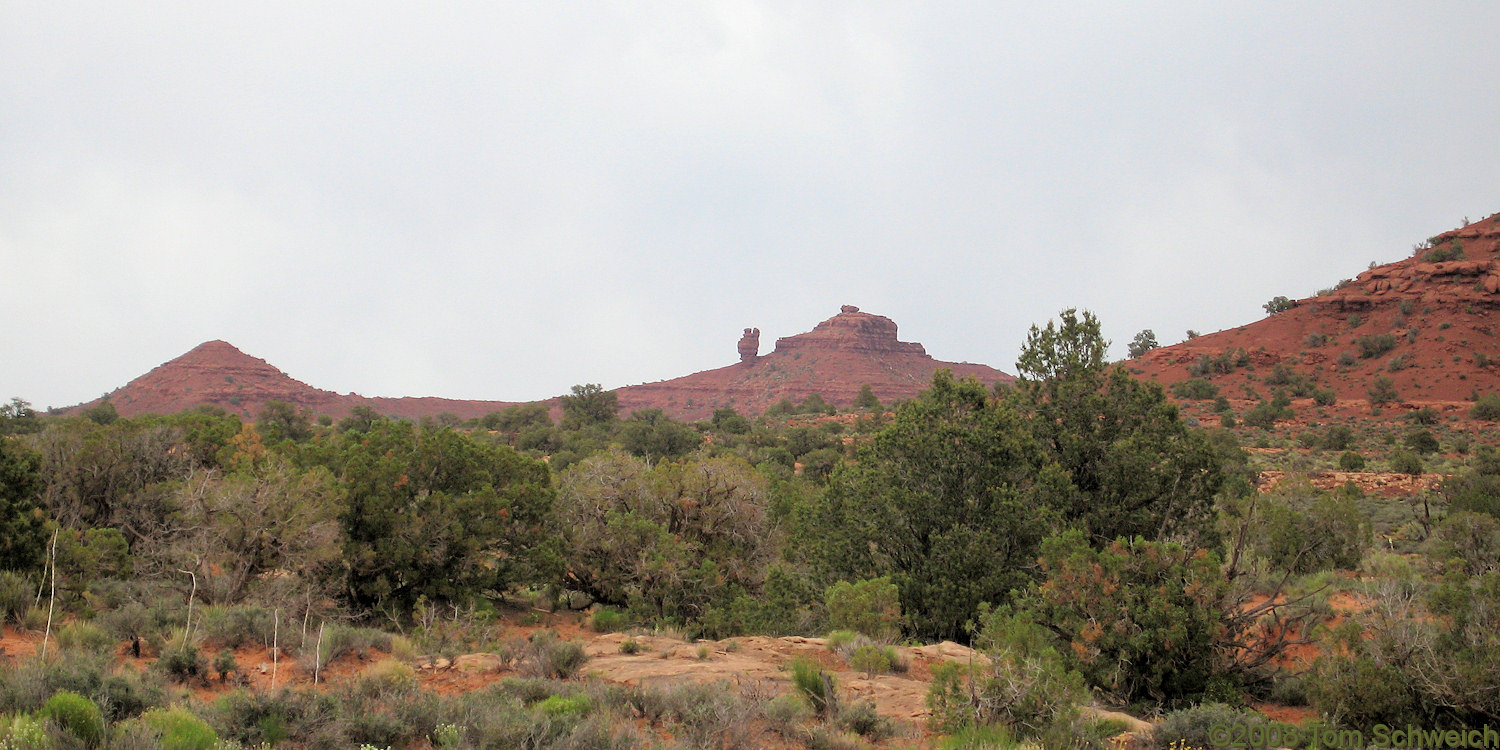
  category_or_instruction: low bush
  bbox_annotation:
[763,693,811,736]
[1368,376,1400,406]
[141,706,219,750]
[155,643,205,684]
[1151,704,1288,750]
[55,622,114,656]
[0,572,31,626]
[517,632,587,680]
[790,656,835,717]
[38,690,105,748]
[1404,429,1440,455]
[589,608,626,633]
[849,645,892,677]
[196,605,274,650]
[1338,451,1366,471]
[1171,378,1219,400]
[1357,334,1397,359]
[839,699,894,741]
[824,577,902,642]
[0,713,47,750]
[1472,393,1500,421]
[1391,450,1424,476]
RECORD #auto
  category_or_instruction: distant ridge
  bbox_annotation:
[1132,212,1500,404]
[71,306,1014,421]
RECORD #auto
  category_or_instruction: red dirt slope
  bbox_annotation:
[1132,213,1500,405]
[614,306,1014,420]
[71,340,517,421]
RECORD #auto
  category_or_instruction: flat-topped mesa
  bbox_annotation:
[773,305,928,357]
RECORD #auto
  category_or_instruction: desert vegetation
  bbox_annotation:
[3,309,1500,748]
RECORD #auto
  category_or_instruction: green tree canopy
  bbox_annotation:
[560,384,618,429]
[618,409,702,460]
[556,449,776,623]
[0,436,47,571]
[1017,310,1225,544]
[1127,329,1159,358]
[256,400,313,442]
[331,422,558,614]
[808,371,1055,640]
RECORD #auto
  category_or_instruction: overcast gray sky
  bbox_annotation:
[4,2,1499,411]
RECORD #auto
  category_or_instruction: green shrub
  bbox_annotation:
[618,638,641,655]
[1257,492,1370,574]
[0,713,47,750]
[790,656,835,716]
[1471,393,1500,421]
[1306,653,1422,727]
[588,608,626,633]
[155,643,205,683]
[1321,425,1354,451]
[935,723,1016,750]
[1020,530,1228,705]
[849,645,892,676]
[824,577,902,641]
[141,707,219,750]
[1424,241,1465,262]
[1368,376,1400,406]
[56,622,114,655]
[825,630,859,653]
[1404,428,1440,455]
[839,700,894,741]
[1391,450,1424,476]
[1405,406,1440,425]
[518,632,587,680]
[536,694,591,718]
[1171,378,1219,400]
[196,605,274,650]
[1426,512,1500,576]
[0,572,31,626]
[1338,451,1366,471]
[763,693,811,736]
[1357,334,1397,359]
[357,659,416,697]
[1264,296,1294,315]
[37,690,105,748]
[1151,704,1289,750]
[1313,387,1337,406]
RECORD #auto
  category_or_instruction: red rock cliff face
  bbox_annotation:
[772,306,927,357]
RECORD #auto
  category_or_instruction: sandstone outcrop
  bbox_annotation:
[737,328,760,362]
[772,307,927,357]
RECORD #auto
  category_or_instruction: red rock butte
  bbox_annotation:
[613,305,1014,420]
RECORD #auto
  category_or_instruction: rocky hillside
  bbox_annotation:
[613,305,1014,420]
[72,340,516,421]
[1133,213,1500,406]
